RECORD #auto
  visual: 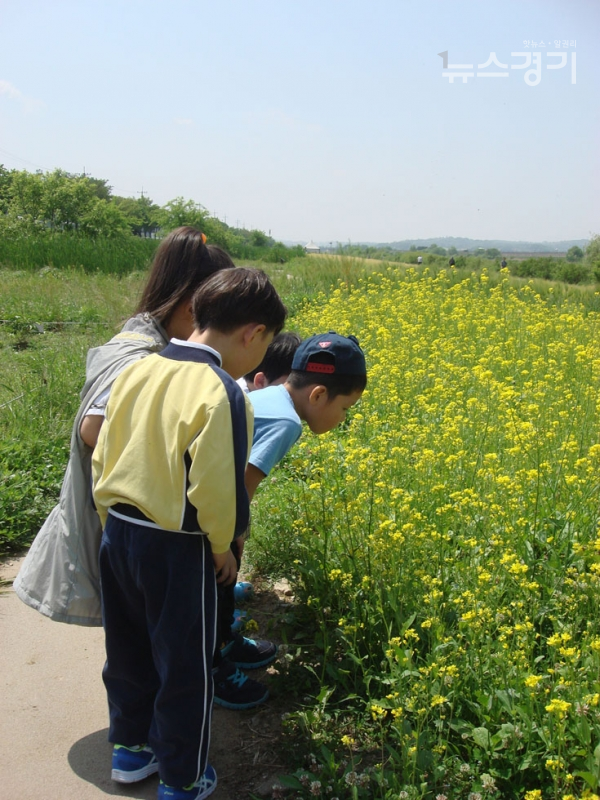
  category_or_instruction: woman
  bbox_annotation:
[14,227,234,626]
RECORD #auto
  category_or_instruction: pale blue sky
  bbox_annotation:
[0,0,598,243]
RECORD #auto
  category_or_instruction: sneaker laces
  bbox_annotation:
[196,772,214,791]
[226,666,248,688]
[164,775,213,793]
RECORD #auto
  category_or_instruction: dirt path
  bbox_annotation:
[0,555,291,800]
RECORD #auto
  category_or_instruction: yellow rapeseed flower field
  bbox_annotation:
[253,268,600,799]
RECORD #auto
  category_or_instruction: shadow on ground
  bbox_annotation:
[68,728,159,798]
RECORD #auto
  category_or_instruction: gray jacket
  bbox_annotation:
[13,314,169,626]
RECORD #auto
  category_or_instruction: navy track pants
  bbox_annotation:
[99,514,216,787]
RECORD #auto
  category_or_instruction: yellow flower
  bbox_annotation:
[430,695,447,708]
[545,699,571,716]
[525,675,542,688]
[370,703,386,720]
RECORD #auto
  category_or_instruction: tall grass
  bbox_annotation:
[0,336,92,551]
[263,255,389,316]
[0,232,307,274]
[0,233,158,273]
[0,268,148,553]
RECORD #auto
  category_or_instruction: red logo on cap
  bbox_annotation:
[318,341,332,348]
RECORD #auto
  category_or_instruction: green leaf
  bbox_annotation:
[495,689,513,712]
[277,775,304,789]
[574,770,598,790]
[472,727,491,752]
[577,715,591,746]
[416,748,433,770]
[519,755,533,771]
[316,685,334,704]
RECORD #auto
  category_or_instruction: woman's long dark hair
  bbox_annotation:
[136,227,235,327]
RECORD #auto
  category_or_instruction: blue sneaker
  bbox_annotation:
[158,765,217,799]
[233,581,254,602]
[111,743,158,783]
[213,660,269,709]
[221,634,278,669]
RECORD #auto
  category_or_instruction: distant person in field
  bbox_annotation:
[245,332,367,504]
[449,256,456,267]
[501,257,507,268]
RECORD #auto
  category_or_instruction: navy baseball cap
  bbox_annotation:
[292,332,366,376]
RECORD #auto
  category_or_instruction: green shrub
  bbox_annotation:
[510,257,595,285]
[556,261,592,284]
[510,257,558,281]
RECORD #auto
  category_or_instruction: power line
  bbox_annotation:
[0,146,48,171]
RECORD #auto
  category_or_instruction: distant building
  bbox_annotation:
[304,241,321,254]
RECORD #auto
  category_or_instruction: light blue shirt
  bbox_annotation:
[248,385,302,476]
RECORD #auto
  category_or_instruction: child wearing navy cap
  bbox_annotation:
[245,332,367,501]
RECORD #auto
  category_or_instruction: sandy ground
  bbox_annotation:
[0,556,290,800]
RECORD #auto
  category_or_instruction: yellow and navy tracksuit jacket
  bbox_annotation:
[92,342,252,554]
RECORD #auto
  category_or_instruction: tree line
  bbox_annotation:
[338,239,600,285]
[0,165,303,263]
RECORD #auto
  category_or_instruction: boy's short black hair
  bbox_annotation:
[286,332,367,399]
[192,268,287,334]
[245,332,302,383]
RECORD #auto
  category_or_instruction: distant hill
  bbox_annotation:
[371,237,590,253]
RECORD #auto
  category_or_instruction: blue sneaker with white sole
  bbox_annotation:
[158,765,217,799]
[111,743,158,783]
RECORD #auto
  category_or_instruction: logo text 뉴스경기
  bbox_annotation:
[438,41,576,87]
